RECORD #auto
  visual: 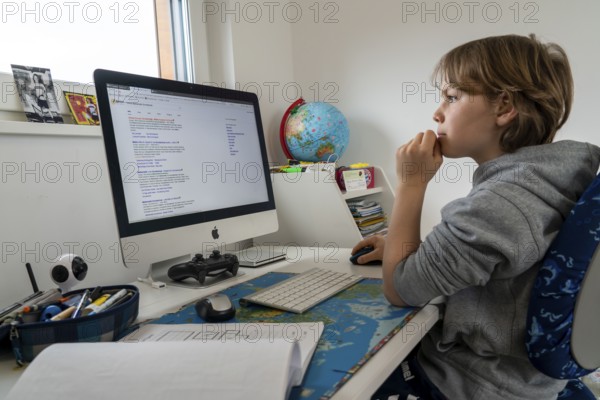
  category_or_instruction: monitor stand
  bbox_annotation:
[146,255,245,289]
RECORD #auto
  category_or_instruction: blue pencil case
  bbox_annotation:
[3,285,139,365]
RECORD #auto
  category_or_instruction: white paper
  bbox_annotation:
[121,321,324,381]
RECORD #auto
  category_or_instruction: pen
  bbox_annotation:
[82,294,111,316]
[0,303,25,321]
[0,289,60,321]
[98,288,122,295]
[50,306,76,321]
[87,289,127,316]
[103,291,133,311]
[61,293,84,307]
[72,289,90,319]
[0,291,44,319]
[22,301,62,313]
[89,286,102,302]
[280,166,305,173]
[29,289,63,307]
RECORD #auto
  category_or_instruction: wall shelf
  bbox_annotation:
[0,120,101,138]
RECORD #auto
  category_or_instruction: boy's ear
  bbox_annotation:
[495,92,518,127]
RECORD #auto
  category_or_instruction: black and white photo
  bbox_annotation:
[11,64,63,123]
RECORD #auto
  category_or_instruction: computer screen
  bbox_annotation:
[94,69,278,277]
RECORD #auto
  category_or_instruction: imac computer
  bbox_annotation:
[94,69,279,287]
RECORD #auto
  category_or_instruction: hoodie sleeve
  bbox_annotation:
[393,190,541,307]
[586,142,600,174]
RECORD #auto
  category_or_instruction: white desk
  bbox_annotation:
[0,248,439,399]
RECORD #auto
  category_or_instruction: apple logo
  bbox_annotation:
[211,226,219,240]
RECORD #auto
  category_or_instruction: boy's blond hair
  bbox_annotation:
[433,34,573,153]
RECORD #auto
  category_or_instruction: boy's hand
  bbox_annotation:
[396,130,443,187]
[351,235,385,264]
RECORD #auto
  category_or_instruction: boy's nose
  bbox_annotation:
[433,107,444,123]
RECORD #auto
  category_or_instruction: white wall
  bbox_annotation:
[229,17,297,163]
[287,0,600,232]
[190,0,297,162]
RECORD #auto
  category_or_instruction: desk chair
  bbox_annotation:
[526,174,600,399]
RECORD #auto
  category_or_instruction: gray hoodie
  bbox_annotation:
[393,140,600,400]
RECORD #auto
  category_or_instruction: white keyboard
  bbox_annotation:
[240,268,363,313]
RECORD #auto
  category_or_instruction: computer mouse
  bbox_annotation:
[195,293,236,322]
[349,246,381,265]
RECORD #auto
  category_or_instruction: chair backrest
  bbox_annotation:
[571,241,600,370]
[526,174,600,379]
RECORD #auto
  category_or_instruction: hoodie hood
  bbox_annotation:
[472,140,600,219]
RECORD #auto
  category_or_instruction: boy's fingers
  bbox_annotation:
[433,138,443,159]
[422,130,438,150]
[414,131,424,144]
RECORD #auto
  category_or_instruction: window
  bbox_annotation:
[0,0,177,83]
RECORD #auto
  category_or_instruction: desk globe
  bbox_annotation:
[280,98,349,162]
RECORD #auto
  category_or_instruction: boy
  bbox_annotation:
[352,34,600,399]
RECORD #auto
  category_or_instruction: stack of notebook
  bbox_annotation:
[347,199,387,236]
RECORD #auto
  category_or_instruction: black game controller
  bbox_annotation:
[168,250,239,284]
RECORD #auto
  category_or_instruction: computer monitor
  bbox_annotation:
[93,69,278,284]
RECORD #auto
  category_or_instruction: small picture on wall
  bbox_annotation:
[64,91,100,125]
[11,64,64,123]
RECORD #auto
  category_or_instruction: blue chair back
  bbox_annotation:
[526,173,600,381]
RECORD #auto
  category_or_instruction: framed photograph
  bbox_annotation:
[64,91,100,125]
[11,64,64,123]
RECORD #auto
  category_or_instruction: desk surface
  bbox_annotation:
[0,248,439,399]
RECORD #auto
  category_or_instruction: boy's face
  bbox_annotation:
[433,83,504,164]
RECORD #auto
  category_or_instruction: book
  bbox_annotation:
[346,199,377,208]
[6,322,324,400]
[347,199,388,236]
[359,221,386,235]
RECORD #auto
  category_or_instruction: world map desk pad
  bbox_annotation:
[150,272,419,399]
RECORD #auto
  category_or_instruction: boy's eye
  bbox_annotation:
[442,89,461,103]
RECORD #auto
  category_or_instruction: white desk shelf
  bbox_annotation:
[257,166,395,248]
[341,186,383,200]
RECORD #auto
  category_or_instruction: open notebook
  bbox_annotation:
[7,322,324,400]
